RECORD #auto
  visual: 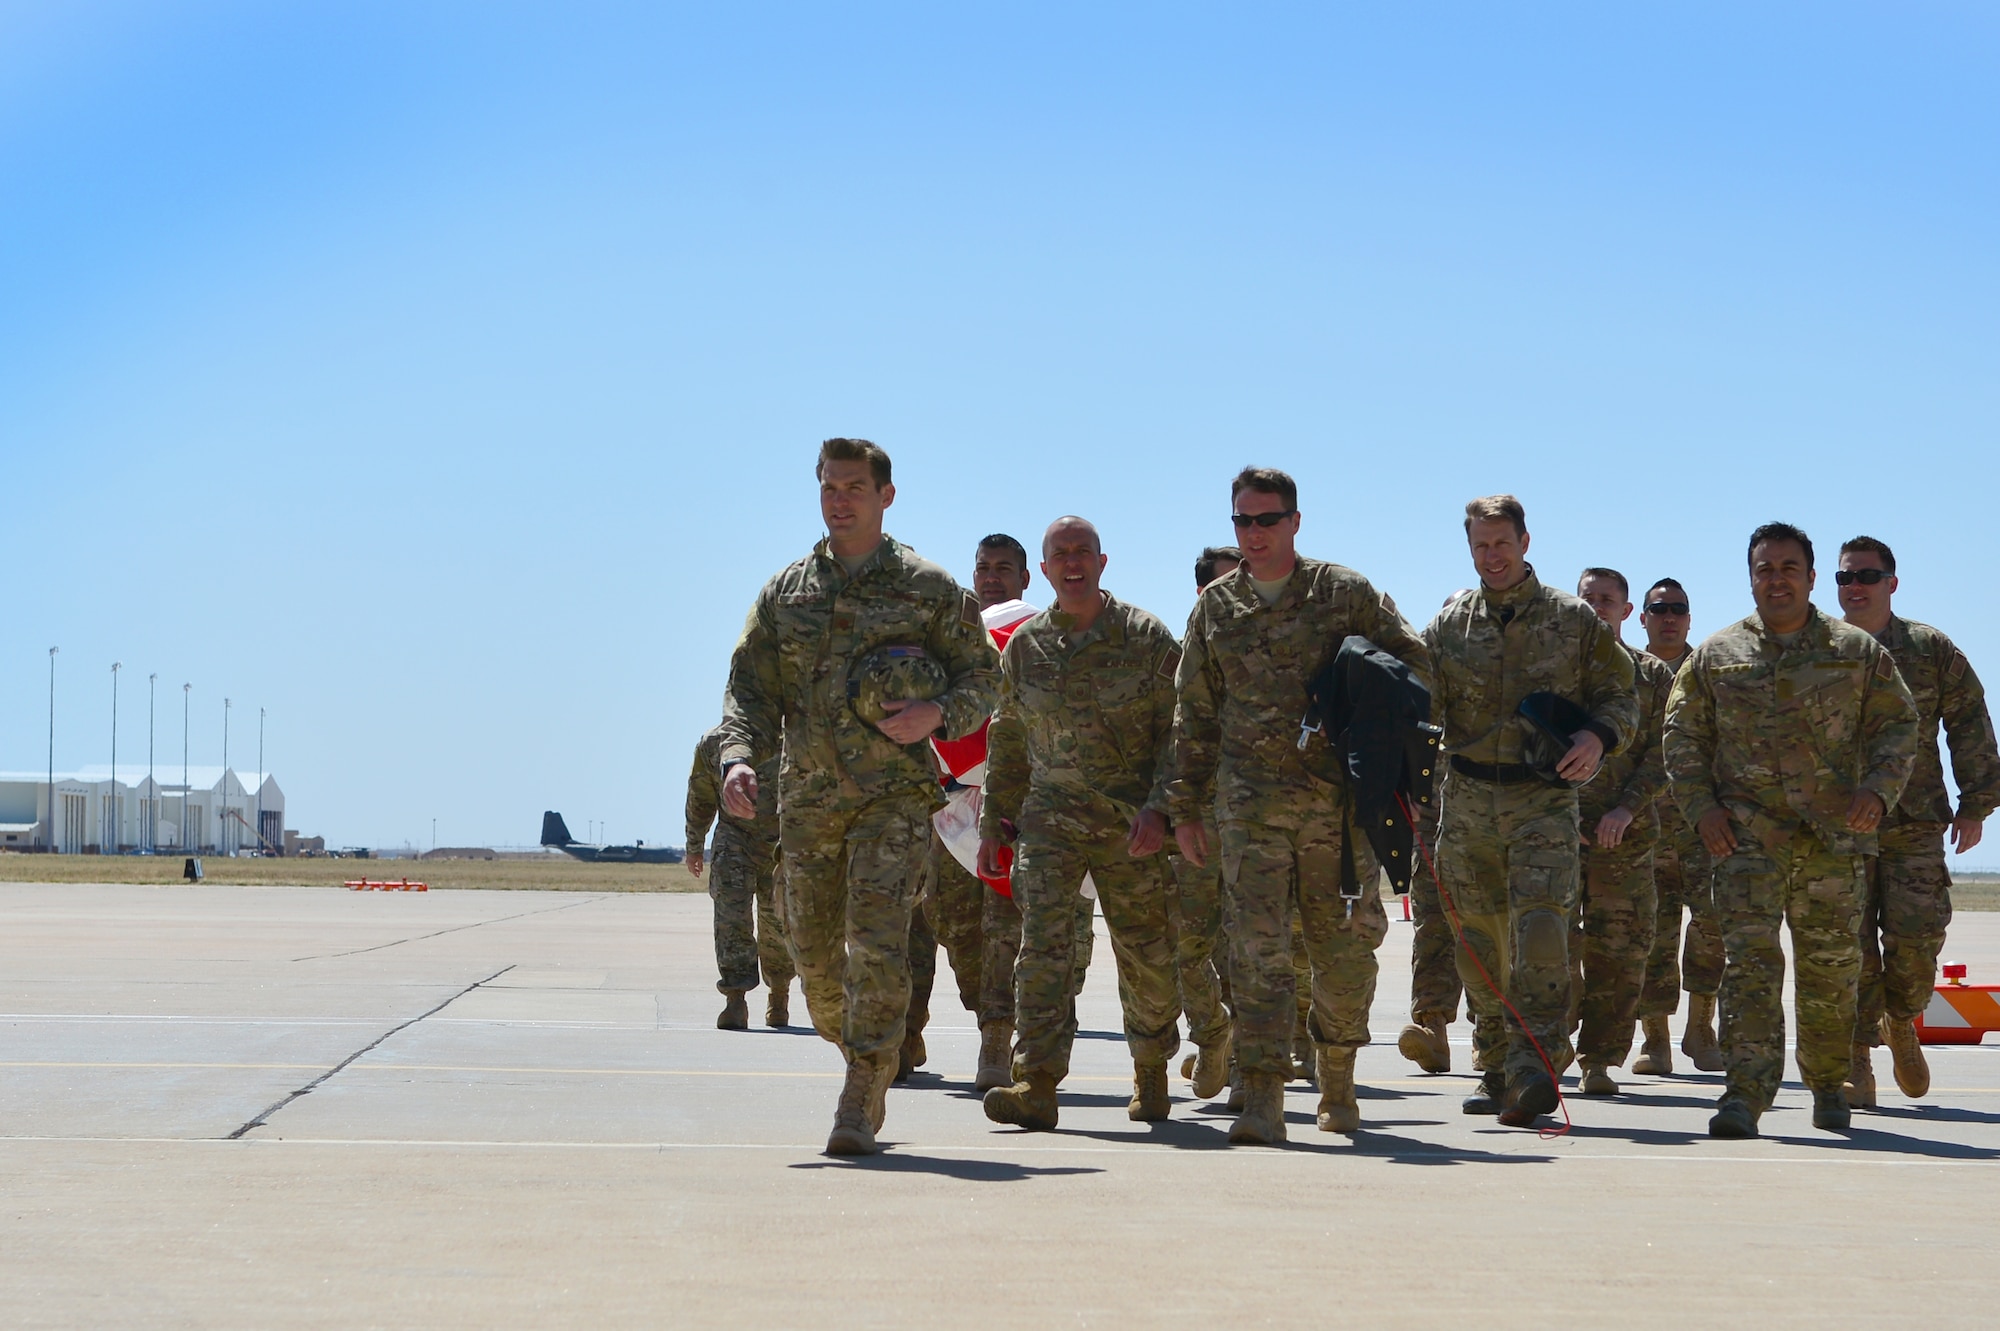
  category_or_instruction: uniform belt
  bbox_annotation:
[1449,755,1543,784]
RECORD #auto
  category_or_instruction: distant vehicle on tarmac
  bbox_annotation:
[539,811,682,864]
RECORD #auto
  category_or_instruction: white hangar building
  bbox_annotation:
[0,767,284,855]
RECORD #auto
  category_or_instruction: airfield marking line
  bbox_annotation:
[289,895,612,961]
[225,965,516,1140]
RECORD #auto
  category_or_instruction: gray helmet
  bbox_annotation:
[848,645,949,725]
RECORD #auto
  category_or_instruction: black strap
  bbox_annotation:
[1449,755,1543,784]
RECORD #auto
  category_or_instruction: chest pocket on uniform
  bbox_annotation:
[1795,660,1863,744]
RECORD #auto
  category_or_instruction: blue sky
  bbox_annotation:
[3,3,1995,852]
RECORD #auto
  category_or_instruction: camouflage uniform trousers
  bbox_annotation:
[1408,851,1463,1025]
[1570,836,1657,1066]
[780,794,932,1059]
[709,822,794,996]
[1436,774,1580,1082]
[1638,833,1723,1016]
[1856,821,1953,1043]
[1713,825,1867,1112]
[1168,818,1231,1049]
[1219,807,1389,1079]
[1011,833,1177,1083]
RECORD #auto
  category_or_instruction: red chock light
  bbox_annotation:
[1943,962,1969,984]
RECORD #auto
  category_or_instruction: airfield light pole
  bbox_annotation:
[181,684,190,852]
[110,663,121,852]
[222,699,231,856]
[147,674,157,852]
[46,647,58,852]
[257,707,265,856]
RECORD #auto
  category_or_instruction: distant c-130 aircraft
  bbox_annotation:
[539,811,682,864]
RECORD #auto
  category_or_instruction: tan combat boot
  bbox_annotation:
[1397,1015,1451,1074]
[1843,1042,1877,1109]
[765,985,790,1028]
[1882,1015,1930,1099]
[1631,1015,1673,1075]
[895,1028,927,1083]
[825,1056,880,1155]
[1683,994,1725,1072]
[974,1021,1013,1092]
[1128,1062,1170,1122]
[1579,1062,1618,1096]
[1187,1033,1233,1100]
[1314,1046,1360,1133]
[1227,1071,1288,1145]
[983,1070,1059,1131]
[716,990,750,1031]
[867,1049,896,1131]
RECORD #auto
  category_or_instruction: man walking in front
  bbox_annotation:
[719,438,999,1155]
[1171,468,1430,1143]
[977,517,1185,1130]
[1424,496,1637,1127]
[1835,536,1999,1108]
[1664,522,1917,1138]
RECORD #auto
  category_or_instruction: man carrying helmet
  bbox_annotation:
[718,438,999,1156]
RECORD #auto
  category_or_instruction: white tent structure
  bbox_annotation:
[0,767,285,855]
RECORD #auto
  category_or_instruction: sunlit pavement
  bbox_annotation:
[2,882,1995,1327]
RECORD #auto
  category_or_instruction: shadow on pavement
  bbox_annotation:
[1865,1103,2000,1127]
[1764,1125,2000,1161]
[791,1154,1104,1181]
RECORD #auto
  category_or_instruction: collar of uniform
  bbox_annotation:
[1214,558,1315,616]
[1476,564,1543,616]
[1047,591,1123,647]
[813,534,900,583]
[1871,614,1909,652]
[1750,602,1828,652]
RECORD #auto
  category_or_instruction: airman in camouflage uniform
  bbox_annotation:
[1632,579,1724,1075]
[1664,523,1917,1137]
[979,518,1183,1130]
[1399,593,1471,1076]
[1425,497,1638,1127]
[1835,536,2000,1107]
[1171,469,1430,1144]
[1571,569,1673,1095]
[685,726,793,1029]
[719,439,999,1155]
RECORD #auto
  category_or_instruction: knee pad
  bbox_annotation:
[1520,908,1567,969]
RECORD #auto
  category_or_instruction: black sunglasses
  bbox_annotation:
[1644,601,1689,617]
[1834,569,1890,586]
[1230,510,1297,529]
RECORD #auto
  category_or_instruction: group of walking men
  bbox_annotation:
[684,436,1998,1155]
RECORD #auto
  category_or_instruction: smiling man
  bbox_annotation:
[1835,535,2000,1109]
[1169,468,1429,1144]
[1663,522,1918,1139]
[976,517,1184,1131]
[1423,495,1638,1128]
[718,438,999,1155]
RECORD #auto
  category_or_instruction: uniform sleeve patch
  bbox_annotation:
[959,589,981,631]
[1874,651,1897,682]
[1949,650,1969,682]
[1158,647,1182,681]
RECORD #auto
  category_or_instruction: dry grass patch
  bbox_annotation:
[0,853,702,893]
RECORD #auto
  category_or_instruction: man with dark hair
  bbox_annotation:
[1194,545,1242,589]
[1171,467,1429,1143]
[687,725,794,1030]
[1571,569,1674,1096]
[1633,577,1724,1075]
[719,437,1000,1155]
[1836,535,2000,1108]
[1424,495,1638,1127]
[1664,523,1918,1138]
[978,517,1184,1129]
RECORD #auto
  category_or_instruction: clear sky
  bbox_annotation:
[3,3,1995,853]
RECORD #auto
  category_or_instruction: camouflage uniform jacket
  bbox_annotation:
[1579,643,1674,834]
[1646,648,1698,847]
[1870,616,2000,827]
[979,593,1180,842]
[686,726,777,851]
[719,535,999,810]
[1168,557,1429,828]
[1421,567,1639,769]
[1663,605,1919,857]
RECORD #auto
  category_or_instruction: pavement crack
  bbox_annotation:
[292,895,610,961]
[226,965,515,1140]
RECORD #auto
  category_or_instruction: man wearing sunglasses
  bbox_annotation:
[1424,496,1638,1128]
[1663,522,1917,1138]
[1633,580,1726,1076]
[1169,468,1430,1143]
[718,438,1000,1155]
[1836,536,2000,1109]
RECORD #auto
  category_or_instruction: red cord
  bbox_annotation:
[1397,792,1571,1139]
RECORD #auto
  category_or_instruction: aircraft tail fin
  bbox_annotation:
[541,811,576,847]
